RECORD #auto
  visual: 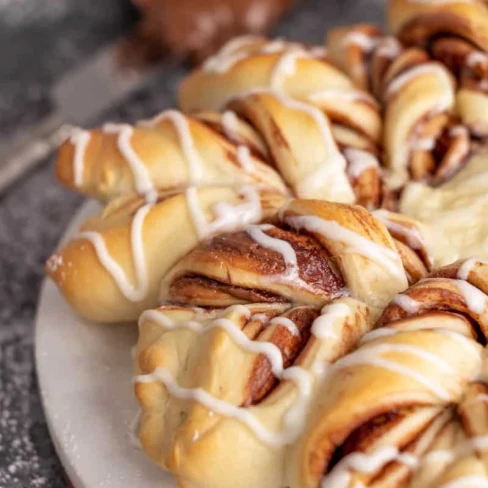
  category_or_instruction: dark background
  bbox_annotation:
[0,1,384,486]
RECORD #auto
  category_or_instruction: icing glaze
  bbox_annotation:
[334,342,452,400]
[311,302,351,339]
[286,215,405,280]
[69,128,91,187]
[139,110,203,186]
[221,110,240,139]
[458,258,488,280]
[245,224,321,293]
[321,445,418,488]
[270,49,311,90]
[342,31,378,51]
[186,185,262,240]
[269,317,300,336]
[308,89,377,105]
[387,63,454,111]
[235,88,355,202]
[236,145,255,173]
[136,305,315,447]
[393,293,421,314]
[77,203,152,301]
[103,123,158,204]
[344,148,379,179]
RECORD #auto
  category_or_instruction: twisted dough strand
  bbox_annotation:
[290,258,488,488]
[328,24,472,189]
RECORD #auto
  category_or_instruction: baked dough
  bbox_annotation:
[46,187,285,322]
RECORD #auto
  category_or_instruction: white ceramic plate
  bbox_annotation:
[35,201,175,488]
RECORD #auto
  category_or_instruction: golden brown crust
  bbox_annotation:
[388,0,488,139]
[135,298,373,488]
[46,187,285,322]
[160,199,417,315]
[55,112,288,203]
[289,259,488,487]
[388,0,488,52]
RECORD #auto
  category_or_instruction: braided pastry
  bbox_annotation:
[131,199,433,486]
[327,24,470,188]
[42,0,488,486]
[291,258,488,488]
[134,299,372,488]
[46,186,284,322]
[160,200,430,315]
[388,0,488,139]
[178,37,387,207]
[55,113,287,203]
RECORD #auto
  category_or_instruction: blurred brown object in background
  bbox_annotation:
[129,0,299,64]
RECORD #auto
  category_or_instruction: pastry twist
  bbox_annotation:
[291,258,488,488]
[134,299,372,488]
[328,24,471,188]
[46,186,285,322]
[55,112,287,203]
[160,200,431,314]
[179,37,387,208]
[133,199,433,487]
[56,95,384,208]
[389,0,488,141]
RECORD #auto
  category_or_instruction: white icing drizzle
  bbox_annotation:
[136,305,315,447]
[344,148,379,179]
[458,258,488,280]
[69,128,91,187]
[139,110,203,186]
[467,51,488,69]
[234,88,354,201]
[103,123,157,204]
[269,317,300,336]
[360,327,398,343]
[185,185,262,240]
[414,137,436,151]
[376,37,402,59]
[321,434,488,488]
[450,125,468,138]
[308,89,377,105]
[437,329,480,355]
[221,111,256,173]
[372,209,427,256]
[386,63,454,109]
[312,302,351,339]
[250,313,268,323]
[286,215,405,279]
[334,343,452,400]
[77,203,151,301]
[342,31,378,51]
[320,445,418,488]
[221,110,240,140]
[440,476,488,488]
[247,224,299,278]
[270,49,311,90]
[236,145,255,173]
[203,35,262,73]
[135,365,311,447]
[393,293,421,314]
[260,38,287,54]
[452,279,488,314]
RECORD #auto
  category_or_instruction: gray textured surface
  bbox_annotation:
[0,1,384,486]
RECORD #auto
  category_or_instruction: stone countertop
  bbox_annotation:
[0,1,384,486]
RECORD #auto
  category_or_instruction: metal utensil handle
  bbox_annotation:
[0,113,71,194]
